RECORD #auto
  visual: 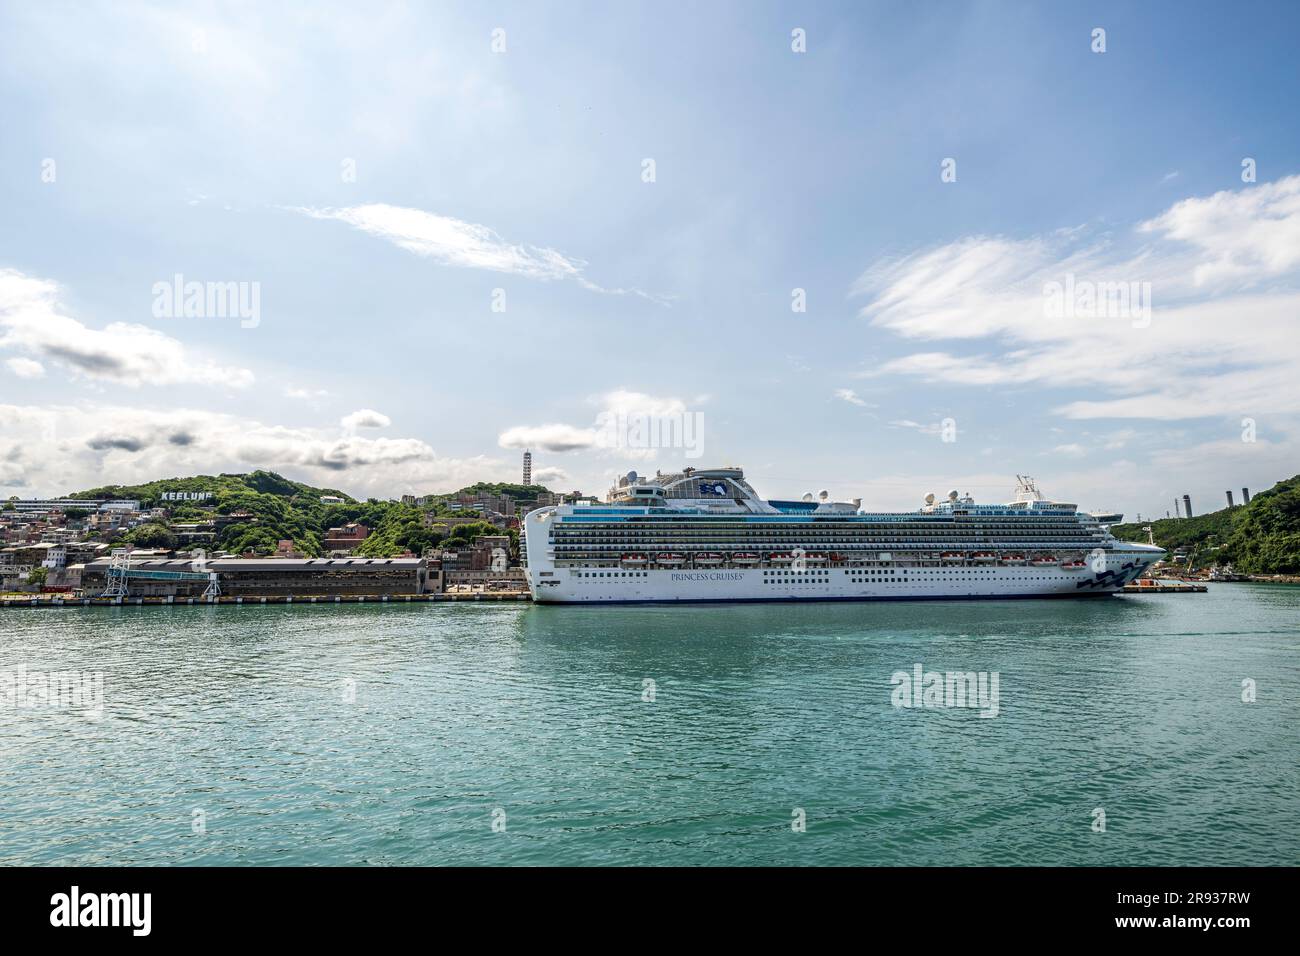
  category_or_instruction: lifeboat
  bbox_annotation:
[802,552,827,563]
[1061,560,1087,570]
[730,553,760,565]
[940,551,965,563]
[768,552,796,563]
[1030,555,1058,566]
[999,553,1026,563]
[656,553,686,566]
[620,553,648,566]
[694,553,724,566]
[971,551,997,562]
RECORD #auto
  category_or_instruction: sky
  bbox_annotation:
[1,0,1299,519]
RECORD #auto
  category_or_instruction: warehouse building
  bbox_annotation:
[77,556,439,597]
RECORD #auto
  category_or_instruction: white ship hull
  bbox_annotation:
[525,549,1158,604]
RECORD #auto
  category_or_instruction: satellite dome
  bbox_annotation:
[801,493,814,502]
[925,493,936,505]
[818,490,829,500]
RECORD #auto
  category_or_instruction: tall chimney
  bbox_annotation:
[1242,487,1251,504]
[1183,494,1193,518]
[1226,490,1234,508]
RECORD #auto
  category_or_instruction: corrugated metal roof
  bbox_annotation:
[83,558,425,570]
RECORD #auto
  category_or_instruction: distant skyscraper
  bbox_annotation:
[1242,487,1251,504]
[1183,494,1193,518]
[1226,490,1234,508]
[522,450,532,486]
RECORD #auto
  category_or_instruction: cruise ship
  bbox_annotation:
[522,468,1163,604]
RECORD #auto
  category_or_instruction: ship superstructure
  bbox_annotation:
[522,467,1162,603]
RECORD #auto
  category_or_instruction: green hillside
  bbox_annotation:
[1112,474,1300,573]
[63,471,546,558]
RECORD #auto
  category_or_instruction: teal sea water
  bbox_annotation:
[1,585,1297,866]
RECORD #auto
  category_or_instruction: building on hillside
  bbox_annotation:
[438,535,514,572]
[4,498,140,513]
[473,492,515,515]
[275,539,303,558]
[423,514,495,537]
[172,522,217,544]
[323,522,370,554]
[475,535,512,564]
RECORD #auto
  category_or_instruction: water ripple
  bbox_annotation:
[1,586,1297,865]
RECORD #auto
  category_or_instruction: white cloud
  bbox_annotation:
[340,408,391,431]
[5,357,45,379]
[888,419,946,436]
[532,466,569,485]
[498,389,699,459]
[1101,428,1138,450]
[834,388,873,407]
[294,204,671,304]
[284,385,329,400]
[1138,175,1300,286]
[498,422,599,453]
[297,203,586,280]
[0,269,254,388]
[1050,443,1087,458]
[0,402,508,499]
[854,176,1300,421]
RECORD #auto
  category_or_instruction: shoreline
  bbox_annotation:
[0,592,531,608]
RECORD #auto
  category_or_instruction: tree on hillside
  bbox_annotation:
[126,523,178,550]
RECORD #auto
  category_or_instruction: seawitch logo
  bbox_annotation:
[890,663,1000,718]
[50,886,151,936]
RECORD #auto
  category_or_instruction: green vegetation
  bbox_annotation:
[61,472,547,558]
[351,504,443,557]
[1111,508,1237,556]
[458,481,551,498]
[70,471,352,508]
[125,522,178,550]
[1112,474,1300,573]
[424,519,514,552]
[68,471,348,557]
[1216,476,1300,573]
